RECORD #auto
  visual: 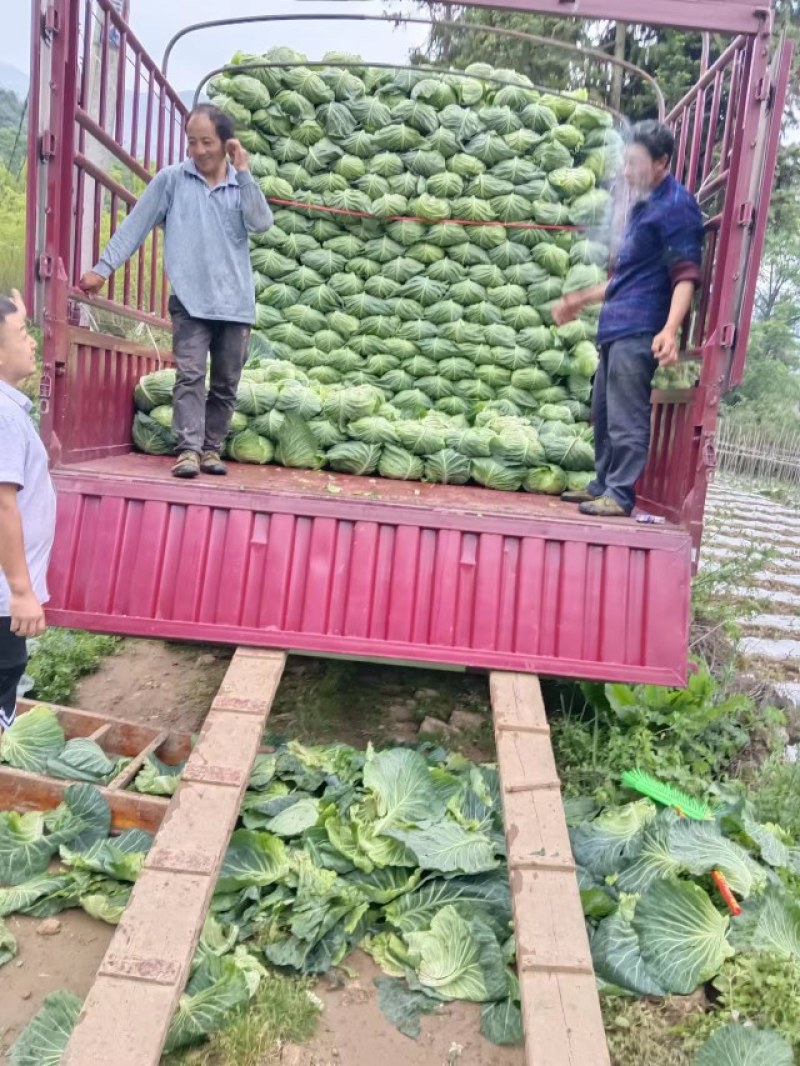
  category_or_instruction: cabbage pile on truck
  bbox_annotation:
[132,50,624,493]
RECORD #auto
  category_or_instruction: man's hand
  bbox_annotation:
[552,292,584,326]
[652,327,679,367]
[9,589,46,639]
[79,271,106,296]
[226,139,250,173]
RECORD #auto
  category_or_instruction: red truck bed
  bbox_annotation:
[49,450,691,684]
[26,0,791,685]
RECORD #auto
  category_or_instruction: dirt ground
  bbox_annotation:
[289,950,523,1066]
[73,638,233,735]
[0,910,112,1054]
[3,639,520,1066]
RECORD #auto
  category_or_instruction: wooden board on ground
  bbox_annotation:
[60,647,286,1066]
[489,672,610,1066]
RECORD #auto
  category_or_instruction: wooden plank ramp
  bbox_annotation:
[490,672,610,1066]
[60,647,286,1066]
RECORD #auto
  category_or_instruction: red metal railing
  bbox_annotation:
[26,0,186,332]
[638,30,790,549]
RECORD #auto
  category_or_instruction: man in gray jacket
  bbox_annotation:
[80,104,273,478]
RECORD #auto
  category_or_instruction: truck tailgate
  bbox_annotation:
[47,456,691,684]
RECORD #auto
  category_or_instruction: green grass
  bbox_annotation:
[163,973,321,1066]
[26,628,120,704]
[751,757,800,840]
[0,164,25,293]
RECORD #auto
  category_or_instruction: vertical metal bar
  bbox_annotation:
[143,67,154,171]
[97,2,110,131]
[730,39,794,383]
[80,0,92,108]
[73,162,85,282]
[719,48,742,170]
[98,179,109,300]
[702,71,723,184]
[675,105,690,181]
[137,237,146,312]
[130,50,141,159]
[38,0,80,452]
[149,81,167,313]
[686,84,706,194]
[114,18,127,146]
[168,100,176,166]
[156,81,166,169]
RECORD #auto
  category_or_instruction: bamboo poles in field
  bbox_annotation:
[716,420,800,484]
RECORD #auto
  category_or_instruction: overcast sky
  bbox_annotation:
[4,1,431,91]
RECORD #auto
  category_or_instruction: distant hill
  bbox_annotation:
[0,64,29,100]
[0,63,199,148]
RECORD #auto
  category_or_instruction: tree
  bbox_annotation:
[412,3,799,119]
[0,88,27,172]
[411,7,588,96]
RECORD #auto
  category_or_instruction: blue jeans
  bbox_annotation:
[588,334,657,513]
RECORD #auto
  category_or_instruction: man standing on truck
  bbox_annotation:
[553,120,704,518]
[0,290,56,733]
[79,104,273,479]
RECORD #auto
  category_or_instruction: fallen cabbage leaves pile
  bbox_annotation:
[3,706,798,1062]
[132,51,614,493]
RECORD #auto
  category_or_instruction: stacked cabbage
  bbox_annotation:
[132,51,624,493]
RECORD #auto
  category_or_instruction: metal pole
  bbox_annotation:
[79,0,124,285]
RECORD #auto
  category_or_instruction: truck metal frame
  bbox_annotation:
[24,0,791,685]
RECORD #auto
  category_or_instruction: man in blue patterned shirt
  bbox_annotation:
[554,121,704,517]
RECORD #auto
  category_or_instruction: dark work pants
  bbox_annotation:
[168,295,251,455]
[0,617,28,730]
[588,333,658,514]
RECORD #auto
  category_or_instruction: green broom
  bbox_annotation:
[620,769,712,821]
[620,769,741,915]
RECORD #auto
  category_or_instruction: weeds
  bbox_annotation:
[601,997,701,1066]
[750,757,800,840]
[677,953,800,1058]
[548,661,786,805]
[164,973,320,1066]
[26,628,120,704]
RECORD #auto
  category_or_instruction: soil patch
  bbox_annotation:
[73,638,233,734]
[285,951,523,1066]
[0,910,112,1056]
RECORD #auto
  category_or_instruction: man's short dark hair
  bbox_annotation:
[0,294,17,325]
[630,120,675,163]
[186,104,235,145]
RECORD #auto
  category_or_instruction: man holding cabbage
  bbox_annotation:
[554,120,703,518]
[80,104,273,479]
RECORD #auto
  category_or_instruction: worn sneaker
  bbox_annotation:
[561,487,599,504]
[171,451,200,478]
[578,494,631,518]
[200,450,227,475]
